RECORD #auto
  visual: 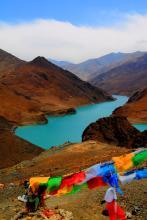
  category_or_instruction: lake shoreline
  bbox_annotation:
[15,95,147,149]
[13,98,116,132]
[15,95,128,149]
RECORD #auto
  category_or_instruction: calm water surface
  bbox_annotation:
[133,124,147,132]
[16,95,147,149]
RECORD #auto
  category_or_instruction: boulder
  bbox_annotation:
[82,116,147,148]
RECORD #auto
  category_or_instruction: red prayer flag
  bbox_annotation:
[60,171,86,189]
[87,176,107,189]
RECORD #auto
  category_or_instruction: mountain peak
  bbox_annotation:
[30,56,51,67]
[0,48,24,76]
[0,48,22,61]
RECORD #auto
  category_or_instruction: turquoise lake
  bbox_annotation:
[16,95,147,149]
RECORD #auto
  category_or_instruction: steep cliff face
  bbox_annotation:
[0,50,113,125]
[0,116,43,169]
[82,116,147,148]
[113,88,147,123]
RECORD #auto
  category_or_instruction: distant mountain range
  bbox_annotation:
[48,58,73,68]
[49,51,146,81]
[90,53,147,95]
[0,49,113,124]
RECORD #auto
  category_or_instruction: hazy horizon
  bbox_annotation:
[1,1,147,62]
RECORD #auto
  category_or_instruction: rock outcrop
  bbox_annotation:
[132,130,147,149]
[113,88,147,123]
[82,116,147,148]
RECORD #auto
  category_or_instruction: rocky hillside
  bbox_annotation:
[90,54,147,95]
[0,48,24,77]
[0,140,146,220]
[0,116,43,169]
[82,116,147,148]
[0,49,113,125]
[0,140,131,184]
[113,88,147,123]
[0,115,146,219]
[51,52,145,81]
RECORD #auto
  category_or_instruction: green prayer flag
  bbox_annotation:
[132,150,147,166]
[47,176,62,192]
[67,183,88,195]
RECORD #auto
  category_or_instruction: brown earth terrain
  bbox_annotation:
[0,49,25,77]
[0,49,113,125]
[0,141,131,184]
[0,116,43,169]
[113,88,147,123]
[82,116,147,148]
[90,54,147,96]
[0,48,146,220]
[0,141,146,220]
[0,48,114,170]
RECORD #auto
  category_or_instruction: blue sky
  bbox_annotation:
[1,0,147,26]
[0,1,147,62]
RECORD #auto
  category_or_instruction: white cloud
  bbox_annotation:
[0,14,147,62]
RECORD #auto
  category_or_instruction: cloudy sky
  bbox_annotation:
[0,0,147,62]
